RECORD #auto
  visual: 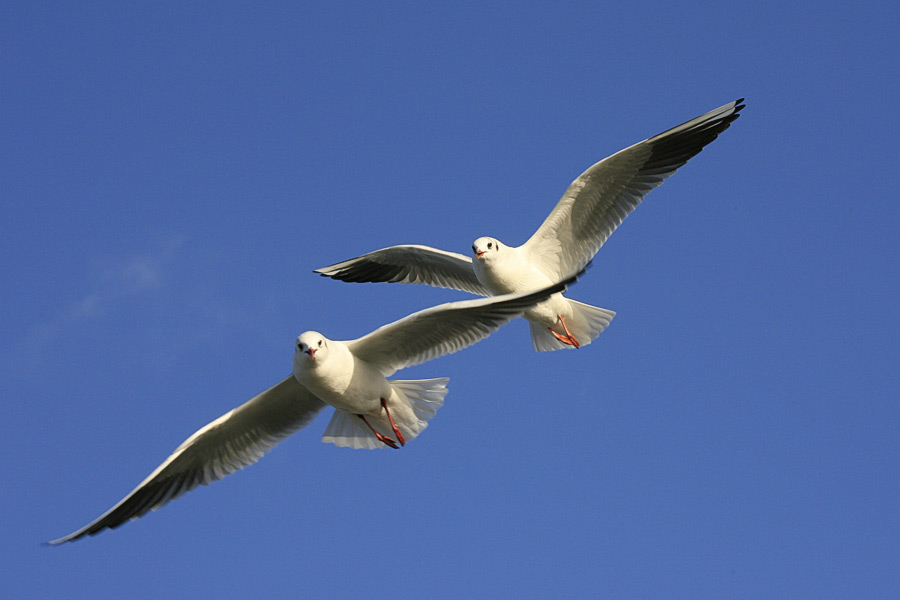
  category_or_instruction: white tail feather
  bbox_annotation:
[529,299,616,352]
[322,378,449,449]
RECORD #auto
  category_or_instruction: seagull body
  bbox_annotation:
[48,276,575,544]
[291,331,439,449]
[294,331,390,415]
[316,99,745,351]
[470,237,583,347]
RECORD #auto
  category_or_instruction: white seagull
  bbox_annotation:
[315,99,744,352]
[47,275,575,544]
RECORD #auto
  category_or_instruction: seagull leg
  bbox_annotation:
[548,316,580,348]
[381,398,406,447]
[357,414,400,449]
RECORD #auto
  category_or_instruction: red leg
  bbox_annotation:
[548,315,580,348]
[357,414,399,449]
[381,398,406,446]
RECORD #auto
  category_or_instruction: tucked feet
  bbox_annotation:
[358,414,401,449]
[549,315,580,348]
[381,398,406,446]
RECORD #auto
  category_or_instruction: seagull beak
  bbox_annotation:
[475,250,485,258]
[305,348,316,360]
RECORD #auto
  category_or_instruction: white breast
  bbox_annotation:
[473,245,554,295]
[295,345,390,415]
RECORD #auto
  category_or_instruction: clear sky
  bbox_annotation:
[3,2,899,598]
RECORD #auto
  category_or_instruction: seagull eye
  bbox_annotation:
[318,340,323,347]
[487,242,493,249]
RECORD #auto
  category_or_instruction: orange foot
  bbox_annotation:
[548,315,580,348]
[358,414,401,449]
[381,398,406,446]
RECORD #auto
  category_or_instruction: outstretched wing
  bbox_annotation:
[315,244,489,296]
[347,273,577,376]
[523,99,745,278]
[48,376,325,544]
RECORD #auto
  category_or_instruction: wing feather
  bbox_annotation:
[315,244,489,296]
[48,376,325,544]
[523,99,745,278]
[347,273,577,376]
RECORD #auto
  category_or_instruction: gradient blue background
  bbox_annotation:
[3,2,898,598]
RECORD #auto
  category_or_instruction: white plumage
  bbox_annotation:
[48,276,575,544]
[316,99,745,351]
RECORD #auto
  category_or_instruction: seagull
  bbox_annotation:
[315,99,745,352]
[47,275,575,544]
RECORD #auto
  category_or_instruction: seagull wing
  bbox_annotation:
[315,244,490,296]
[48,376,325,544]
[522,99,745,278]
[347,273,577,376]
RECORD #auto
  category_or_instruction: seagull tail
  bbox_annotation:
[529,300,616,352]
[321,378,448,449]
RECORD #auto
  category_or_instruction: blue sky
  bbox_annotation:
[3,2,899,598]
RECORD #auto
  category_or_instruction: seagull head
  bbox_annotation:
[295,331,327,364]
[472,236,501,260]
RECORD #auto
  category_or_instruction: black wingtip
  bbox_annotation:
[313,262,408,284]
[43,534,76,547]
[44,528,90,546]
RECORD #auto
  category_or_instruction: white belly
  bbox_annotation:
[524,293,571,328]
[473,251,552,295]
[297,353,391,416]
[473,250,569,328]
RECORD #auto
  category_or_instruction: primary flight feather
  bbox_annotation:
[48,275,575,544]
[316,99,745,352]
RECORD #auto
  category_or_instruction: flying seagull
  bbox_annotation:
[316,99,745,352]
[48,275,575,544]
